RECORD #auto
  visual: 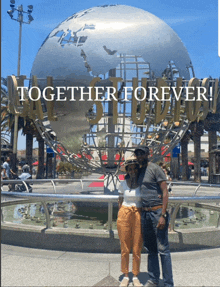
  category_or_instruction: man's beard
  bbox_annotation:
[141,158,148,167]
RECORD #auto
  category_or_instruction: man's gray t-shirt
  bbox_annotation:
[138,162,167,208]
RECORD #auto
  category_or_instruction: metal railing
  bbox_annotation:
[1,178,104,193]
[2,178,220,194]
[2,190,220,235]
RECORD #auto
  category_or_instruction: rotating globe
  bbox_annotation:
[31,5,193,172]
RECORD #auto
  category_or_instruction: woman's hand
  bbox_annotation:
[118,196,123,209]
[118,201,122,209]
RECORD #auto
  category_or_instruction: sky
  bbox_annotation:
[1,0,219,150]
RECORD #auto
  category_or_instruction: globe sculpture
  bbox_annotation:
[31,5,194,175]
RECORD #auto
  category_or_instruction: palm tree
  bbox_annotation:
[204,113,220,183]
[189,121,204,183]
[36,131,45,179]
[22,118,46,177]
[1,77,24,171]
[1,77,44,175]
[1,83,10,134]
[22,118,34,173]
[1,134,12,163]
[180,130,191,180]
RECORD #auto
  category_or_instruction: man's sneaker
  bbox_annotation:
[144,280,158,287]
[133,277,143,286]
[120,277,129,287]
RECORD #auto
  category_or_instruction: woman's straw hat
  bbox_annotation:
[124,155,138,167]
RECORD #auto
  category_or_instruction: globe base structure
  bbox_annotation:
[12,4,218,184]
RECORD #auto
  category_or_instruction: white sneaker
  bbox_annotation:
[133,277,143,286]
[120,277,129,287]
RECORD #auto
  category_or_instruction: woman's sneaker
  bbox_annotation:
[133,277,143,287]
[120,277,129,287]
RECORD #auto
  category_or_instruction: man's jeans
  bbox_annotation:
[141,209,174,287]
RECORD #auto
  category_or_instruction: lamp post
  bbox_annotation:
[7,0,34,76]
[7,0,34,171]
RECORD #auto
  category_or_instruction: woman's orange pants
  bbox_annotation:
[117,205,143,276]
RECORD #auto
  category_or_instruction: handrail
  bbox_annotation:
[170,203,181,231]
[2,179,220,195]
[21,181,29,193]
[2,192,220,203]
[194,184,201,195]
[2,179,220,188]
[2,191,220,232]
[1,192,118,202]
[50,180,57,194]
[170,181,220,187]
[1,178,104,193]
[2,179,104,183]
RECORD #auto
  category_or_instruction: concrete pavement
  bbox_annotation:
[2,244,220,286]
[2,176,220,286]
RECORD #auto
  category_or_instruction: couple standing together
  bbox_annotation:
[117,145,174,287]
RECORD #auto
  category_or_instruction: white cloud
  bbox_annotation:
[162,15,209,25]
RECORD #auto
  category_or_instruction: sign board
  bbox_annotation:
[172,144,181,158]
[46,145,55,155]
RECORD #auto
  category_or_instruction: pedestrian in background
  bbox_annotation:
[2,157,16,191]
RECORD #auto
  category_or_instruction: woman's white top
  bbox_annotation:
[118,180,142,208]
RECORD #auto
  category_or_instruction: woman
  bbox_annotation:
[117,156,143,287]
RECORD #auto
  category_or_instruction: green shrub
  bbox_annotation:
[57,162,82,174]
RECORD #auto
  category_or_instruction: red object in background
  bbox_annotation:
[164,155,171,162]
[161,146,171,162]
[84,154,92,160]
[115,154,124,165]
[79,153,92,160]
[72,153,92,160]
[180,161,194,166]
[101,155,108,161]
[32,161,46,166]
[57,145,65,153]
[56,145,66,160]
[101,154,124,165]
[88,174,125,187]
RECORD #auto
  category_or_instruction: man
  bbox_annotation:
[134,145,174,287]
[2,157,16,191]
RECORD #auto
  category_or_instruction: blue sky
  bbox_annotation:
[1,0,219,149]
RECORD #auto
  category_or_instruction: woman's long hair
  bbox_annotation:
[124,163,140,180]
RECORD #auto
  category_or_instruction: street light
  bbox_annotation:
[7,0,34,76]
[7,0,34,172]
[28,14,34,22]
